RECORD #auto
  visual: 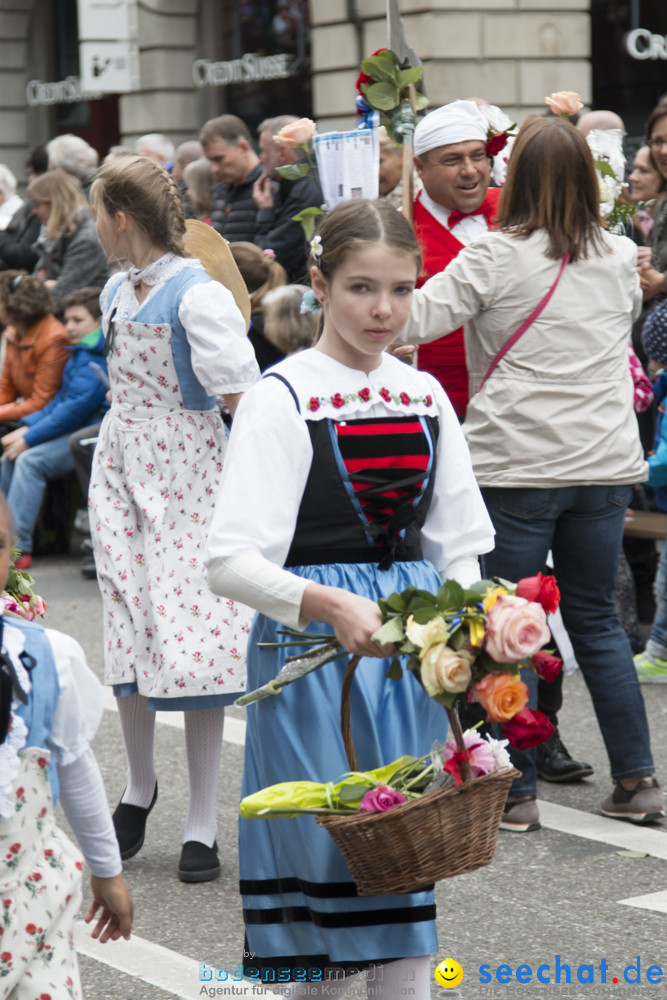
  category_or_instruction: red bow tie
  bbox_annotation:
[448,197,493,231]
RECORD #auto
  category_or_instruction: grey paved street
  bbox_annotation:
[34,551,667,1000]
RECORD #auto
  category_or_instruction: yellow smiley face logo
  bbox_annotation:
[435,958,463,988]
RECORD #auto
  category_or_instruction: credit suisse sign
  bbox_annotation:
[626,28,667,60]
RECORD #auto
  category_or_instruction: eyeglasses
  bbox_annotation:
[648,137,667,150]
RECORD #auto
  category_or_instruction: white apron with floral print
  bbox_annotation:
[90,278,252,705]
[0,747,83,1000]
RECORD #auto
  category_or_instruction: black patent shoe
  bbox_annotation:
[178,840,220,883]
[537,731,594,783]
[113,783,158,860]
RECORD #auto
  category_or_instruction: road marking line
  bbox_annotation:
[74,923,283,998]
[619,889,667,913]
[537,799,667,859]
[101,686,247,745]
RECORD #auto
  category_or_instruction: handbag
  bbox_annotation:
[478,252,570,391]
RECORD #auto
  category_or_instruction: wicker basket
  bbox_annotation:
[315,656,519,896]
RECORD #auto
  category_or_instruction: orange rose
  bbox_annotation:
[273,118,316,147]
[474,672,529,723]
[544,91,583,117]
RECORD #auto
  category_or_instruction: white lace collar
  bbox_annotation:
[127,252,198,287]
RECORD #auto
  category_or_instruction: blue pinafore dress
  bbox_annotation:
[239,374,447,981]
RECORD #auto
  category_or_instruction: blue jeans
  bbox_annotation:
[481,484,654,796]
[0,434,75,554]
[648,539,667,655]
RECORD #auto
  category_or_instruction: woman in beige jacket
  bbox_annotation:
[401,116,662,831]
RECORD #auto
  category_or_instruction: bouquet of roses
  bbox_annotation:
[238,574,562,819]
[1,546,47,621]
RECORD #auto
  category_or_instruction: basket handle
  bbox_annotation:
[340,656,472,783]
[340,655,361,771]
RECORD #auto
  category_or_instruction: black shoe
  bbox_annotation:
[537,731,594,783]
[113,783,158,860]
[178,840,220,883]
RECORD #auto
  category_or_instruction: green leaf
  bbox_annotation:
[361,49,399,85]
[410,606,441,625]
[397,66,424,88]
[385,591,406,613]
[372,616,405,645]
[414,93,430,112]
[338,783,371,802]
[594,157,617,179]
[448,628,465,651]
[365,81,400,111]
[276,162,310,180]
[385,658,403,681]
[436,580,464,611]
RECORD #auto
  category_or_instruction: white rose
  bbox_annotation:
[420,644,473,697]
[404,614,449,649]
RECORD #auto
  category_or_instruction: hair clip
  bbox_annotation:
[300,289,322,315]
[310,234,323,259]
[10,275,23,291]
[262,248,276,262]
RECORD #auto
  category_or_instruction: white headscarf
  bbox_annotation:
[414,100,488,156]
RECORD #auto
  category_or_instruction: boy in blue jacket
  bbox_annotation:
[0,286,108,568]
[634,300,667,682]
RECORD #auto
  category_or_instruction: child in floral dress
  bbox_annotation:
[0,499,133,999]
[88,156,259,882]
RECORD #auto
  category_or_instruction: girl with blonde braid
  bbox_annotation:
[88,155,259,882]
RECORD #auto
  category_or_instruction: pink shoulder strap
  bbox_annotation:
[479,252,570,391]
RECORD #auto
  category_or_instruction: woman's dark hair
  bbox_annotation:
[308,199,422,277]
[497,117,606,262]
[645,105,667,178]
[91,154,186,256]
[25,145,48,177]
[0,271,55,329]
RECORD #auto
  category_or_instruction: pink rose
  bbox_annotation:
[31,595,47,616]
[359,784,407,813]
[484,594,550,662]
[273,118,316,148]
[544,91,583,117]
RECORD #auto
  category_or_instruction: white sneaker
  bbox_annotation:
[73,509,90,534]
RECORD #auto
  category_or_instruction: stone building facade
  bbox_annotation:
[0,0,664,187]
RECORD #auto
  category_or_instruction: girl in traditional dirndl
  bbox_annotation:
[206,200,495,996]
[0,502,133,999]
[88,156,259,882]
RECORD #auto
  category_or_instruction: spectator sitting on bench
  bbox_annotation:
[0,286,109,569]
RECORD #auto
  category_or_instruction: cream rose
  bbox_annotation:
[273,118,316,147]
[484,594,550,663]
[544,91,583,117]
[405,614,449,649]
[420,644,473,697]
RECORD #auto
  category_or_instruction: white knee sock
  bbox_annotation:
[183,707,224,846]
[281,970,362,999]
[116,693,157,808]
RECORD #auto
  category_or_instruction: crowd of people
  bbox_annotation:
[1,91,667,996]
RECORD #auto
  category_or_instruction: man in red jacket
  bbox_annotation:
[413,100,501,420]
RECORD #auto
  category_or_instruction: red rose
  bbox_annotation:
[355,48,387,96]
[425,395,433,407]
[40,994,52,1000]
[380,387,392,402]
[2,901,10,908]
[331,393,345,408]
[486,133,509,156]
[8,844,20,854]
[399,392,411,405]
[36,757,48,768]
[308,397,320,412]
[75,861,83,870]
[43,849,53,858]
[515,572,560,614]
[25,924,36,934]
[0,953,11,962]
[358,387,371,402]
[31,873,42,882]
[531,650,563,683]
[501,707,554,749]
